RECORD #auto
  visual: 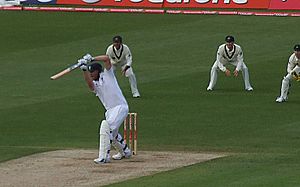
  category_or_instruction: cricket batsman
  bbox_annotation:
[106,36,141,98]
[207,35,253,91]
[276,44,300,103]
[79,54,132,164]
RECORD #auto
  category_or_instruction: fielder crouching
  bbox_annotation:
[106,36,141,98]
[207,35,253,91]
[79,54,131,164]
[276,44,300,103]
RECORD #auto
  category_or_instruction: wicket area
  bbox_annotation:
[123,113,138,155]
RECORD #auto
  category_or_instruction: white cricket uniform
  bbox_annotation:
[277,53,300,100]
[207,43,253,90]
[106,44,140,97]
[92,67,129,138]
[287,53,300,74]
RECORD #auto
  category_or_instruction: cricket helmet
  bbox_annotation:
[113,35,122,43]
[225,35,235,43]
[88,63,103,73]
[294,44,300,51]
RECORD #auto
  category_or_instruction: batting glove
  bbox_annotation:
[292,72,300,81]
[77,58,87,65]
[83,53,94,63]
[77,59,88,71]
[80,64,88,71]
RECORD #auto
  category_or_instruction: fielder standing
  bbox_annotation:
[106,36,141,98]
[207,35,253,91]
[79,54,132,164]
[276,44,300,103]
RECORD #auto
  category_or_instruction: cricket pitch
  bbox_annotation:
[0,150,226,187]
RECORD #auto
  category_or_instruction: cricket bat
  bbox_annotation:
[50,61,82,80]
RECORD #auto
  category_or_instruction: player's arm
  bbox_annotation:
[122,46,132,75]
[287,55,295,74]
[125,46,133,67]
[79,60,95,91]
[290,65,300,81]
[216,47,230,76]
[93,55,112,70]
[83,53,112,70]
[234,48,244,77]
[83,71,95,91]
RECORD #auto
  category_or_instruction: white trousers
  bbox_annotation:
[98,105,129,159]
[278,66,300,99]
[105,104,129,139]
[207,60,252,90]
[278,74,292,100]
[106,104,130,154]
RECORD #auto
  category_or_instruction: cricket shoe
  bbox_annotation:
[133,92,140,98]
[246,87,253,91]
[94,157,110,164]
[112,149,132,160]
[112,152,124,160]
[124,148,132,158]
[275,97,287,103]
[206,87,213,91]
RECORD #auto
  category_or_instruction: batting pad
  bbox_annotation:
[99,120,110,159]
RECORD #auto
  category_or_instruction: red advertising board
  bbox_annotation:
[56,0,163,8]
[164,0,271,9]
[269,0,300,10]
[24,0,300,10]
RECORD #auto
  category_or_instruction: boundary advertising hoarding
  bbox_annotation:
[19,0,300,10]
[163,0,271,9]
[56,0,163,8]
[20,0,56,4]
[269,0,300,10]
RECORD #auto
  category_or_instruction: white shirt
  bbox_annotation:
[216,44,244,72]
[106,44,132,67]
[287,53,300,73]
[92,68,128,110]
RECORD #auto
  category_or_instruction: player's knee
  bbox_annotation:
[211,66,218,71]
[284,74,293,81]
[125,68,134,77]
[109,126,119,139]
[241,66,248,72]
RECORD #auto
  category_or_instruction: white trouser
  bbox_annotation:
[99,120,110,160]
[113,65,140,96]
[105,104,129,139]
[124,67,140,96]
[98,104,129,159]
[278,74,293,99]
[278,66,300,99]
[207,60,252,90]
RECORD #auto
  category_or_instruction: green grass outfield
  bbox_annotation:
[1,10,300,186]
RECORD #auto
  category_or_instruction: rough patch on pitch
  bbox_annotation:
[0,150,226,187]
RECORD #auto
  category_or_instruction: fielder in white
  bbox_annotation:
[276,44,300,103]
[207,35,253,91]
[106,36,141,98]
[79,54,132,164]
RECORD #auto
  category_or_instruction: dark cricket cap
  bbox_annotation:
[113,35,122,43]
[225,35,235,43]
[88,63,103,73]
[294,44,300,51]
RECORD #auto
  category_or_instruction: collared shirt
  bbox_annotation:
[106,44,132,67]
[216,43,244,72]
